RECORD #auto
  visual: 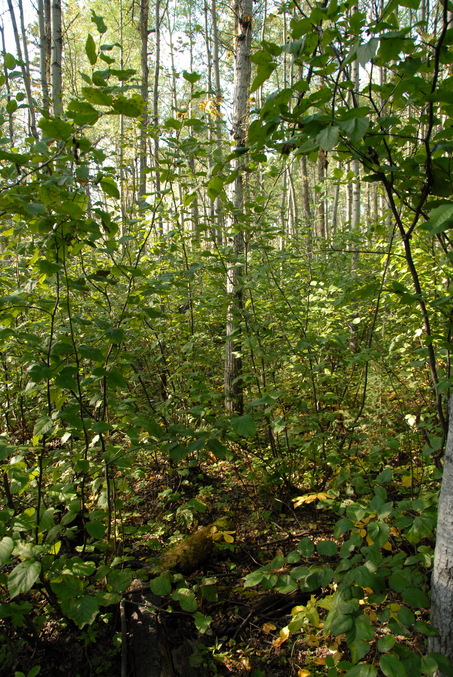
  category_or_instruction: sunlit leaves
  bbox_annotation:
[8,560,41,598]
[0,537,14,565]
[91,11,107,34]
[82,86,113,106]
[39,117,73,141]
[85,35,97,65]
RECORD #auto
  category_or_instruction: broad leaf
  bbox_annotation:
[86,34,97,65]
[0,537,14,565]
[65,595,99,628]
[8,560,41,598]
[317,126,340,151]
[231,414,256,437]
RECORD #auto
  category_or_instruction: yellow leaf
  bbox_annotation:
[383,541,392,551]
[298,670,311,677]
[292,492,333,507]
[292,605,305,616]
[314,656,327,665]
[279,626,290,641]
[272,635,288,648]
[262,622,277,634]
[401,475,412,487]
[241,656,251,670]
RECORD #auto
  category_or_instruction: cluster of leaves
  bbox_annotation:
[243,469,450,677]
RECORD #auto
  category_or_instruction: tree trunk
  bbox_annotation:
[0,23,15,144]
[429,397,453,674]
[224,0,252,414]
[139,0,149,199]
[38,0,50,112]
[51,0,63,115]
[152,0,162,232]
[6,0,39,138]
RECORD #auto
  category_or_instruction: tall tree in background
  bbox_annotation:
[38,0,51,111]
[51,0,63,114]
[139,0,149,199]
[224,0,252,414]
[6,0,38,138]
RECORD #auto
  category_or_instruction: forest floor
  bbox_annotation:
[1,459,430,677]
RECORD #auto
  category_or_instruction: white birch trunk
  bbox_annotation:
[429,397,453,674]
[51,0,63,115]
[224,0,252,414]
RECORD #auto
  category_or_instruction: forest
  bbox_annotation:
[0,0,453,675]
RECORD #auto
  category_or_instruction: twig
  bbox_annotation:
[120,598,127,677]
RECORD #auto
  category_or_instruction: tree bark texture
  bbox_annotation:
[429,396,453,673]
[224,0,252,414]
[51,0,63,115]
[139,0,149,198]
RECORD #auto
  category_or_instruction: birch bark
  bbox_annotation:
[224,0,252,414]
[429,397,453,675]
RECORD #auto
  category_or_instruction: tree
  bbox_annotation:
[430,397,453,674]
[224,0,253,414]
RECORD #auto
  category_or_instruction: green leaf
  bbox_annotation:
[79,344,104,361]
[28,666,41,677]
[231,414,256,437]
[339,117,370,143]
[207,438,229,459]
[86,34,97,65]
[112,95,143,118]
[65,595,99,628]
[33,416,54,438]
[378,635,396,652]
[150,571,172,596]
[8,560,42,598]
[316,540,337,556]
[344,666,378,677]
[401,586,429,608]
[183,70,201,83]
[405,515,434,544]
[429,203,453,232]
[357,38,379,66]
[91,11,108,33]
[207,176,224,200]
[107,569,132,593]
[172,587,197,612]
[39,118,74,141]
[82,87,113,106]
[334,518,354,538]
[109,68,136,81]
[317,126,340,151]
[4,53,17,69]
[380,653,407,677]
[67,100,100,125]
[85,520,105,540]
[367,521,390,547]
[297,537,315,557]
[28,363,52,383]
[194,611,212,634]
[100,177,120,198]
[0,537,14,565]
[244,570,264,587]
[250,62,277,93]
